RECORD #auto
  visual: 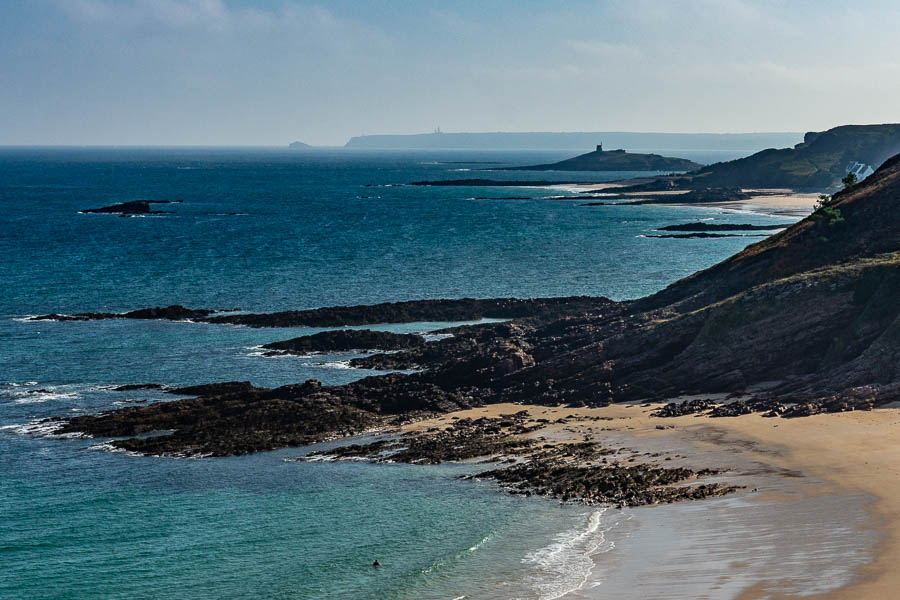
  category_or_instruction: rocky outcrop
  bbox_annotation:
[31,297,610,328]
[657,223,790,232]
[30,305,214,322]
[262,330,427,355]
[475,462,735,506]
[410,179,561,187]
[646,233,768,239]
[502,147,702,172]
[301,413,737,506]
[80,200,180,214]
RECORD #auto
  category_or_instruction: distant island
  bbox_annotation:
[344,131,802,152]
[289,141,312,149]
[502,144,702,172]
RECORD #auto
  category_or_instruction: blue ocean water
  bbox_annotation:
[0,148,797,599]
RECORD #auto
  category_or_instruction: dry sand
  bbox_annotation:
[567,182,821,218]
[406,402,900,599]
[697,189,822,218]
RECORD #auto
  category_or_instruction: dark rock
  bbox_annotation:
[81,200,176,214]
[709,401,754,417]
[167,381,260,396]
[262,329,426,355]
[474,462,737,506]
[658,223,791,232]
[646,232,769,239]
[31,297,610,328]
[29,305,213,322]
[653,399,715,417]
[410,179,561,187]
[113,383,164,391]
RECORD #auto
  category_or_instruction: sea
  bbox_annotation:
[1,148,863,599]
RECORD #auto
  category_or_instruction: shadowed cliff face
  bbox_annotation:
[686,123,900,190]
[57,154,900,456]
[640,152,900,313]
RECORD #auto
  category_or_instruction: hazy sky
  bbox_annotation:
[2,0,899,145]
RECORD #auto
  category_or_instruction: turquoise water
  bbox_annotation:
[0,148,796,599]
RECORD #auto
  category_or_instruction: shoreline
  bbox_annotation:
[402,403,898,599]
[567,182,821,218]
[679,189,821,219]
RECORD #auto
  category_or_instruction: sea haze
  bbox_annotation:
[1,148,802,599]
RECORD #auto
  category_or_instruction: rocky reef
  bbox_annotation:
[410,178,561,187]
[657,223,789,232]
[261,329,427,355]
[645,233,768,239]
[300,413,737,506]
[30,305,214,322]
[31,296,607,327]
[50,153,900,467]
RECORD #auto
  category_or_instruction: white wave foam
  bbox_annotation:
[3,381,40,388]
[12,390,78,404]
[423,333,454,342]
[468,533,493,552]
[0,419,67,437]
[1,382,102,404]
[317,360,354,369]
[522,508,618,600]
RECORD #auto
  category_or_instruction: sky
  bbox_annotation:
[1,0,899,146]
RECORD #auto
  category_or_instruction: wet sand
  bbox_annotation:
[407,403,899,598]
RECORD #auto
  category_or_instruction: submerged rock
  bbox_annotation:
[80,200,180,214]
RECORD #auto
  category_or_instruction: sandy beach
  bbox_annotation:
[695,189,821,218]
[405,402,900,599]
[567,182,821,218]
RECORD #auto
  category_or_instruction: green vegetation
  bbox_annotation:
[842,172,859,188]
[812,193,845,229]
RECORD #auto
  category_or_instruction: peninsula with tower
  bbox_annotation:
[501,142,703,172]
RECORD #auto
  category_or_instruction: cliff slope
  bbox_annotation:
[686,124,900,190]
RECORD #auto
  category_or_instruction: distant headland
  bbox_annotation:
[502,143,702,172]
[343,131,802,151]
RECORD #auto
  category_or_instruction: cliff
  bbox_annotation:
[685,124,900,190]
